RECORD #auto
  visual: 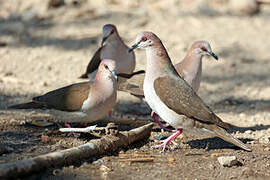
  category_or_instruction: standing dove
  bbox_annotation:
[129,32,251,152]
[80,24,136,80]
[121,41,218,130]
[174,40,218,92]
[9,59,118,123]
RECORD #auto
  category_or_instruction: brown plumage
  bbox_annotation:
[80,24,136,80]
[9,59,118,123]
[153,76,229,129]
[10,82,90,111]
[80,47,102,78]
[130,31,251,151]
[10,70,146,111]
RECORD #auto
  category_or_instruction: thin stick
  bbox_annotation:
[119,158,154,163]
[0,123,154,179]
[119,152,162,158]
[59,125,97,133]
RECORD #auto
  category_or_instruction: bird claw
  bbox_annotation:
[64,122,81,137]
[107,110,112,117]
[170,140,178,146]
[67,132,80,138]
[151,111,175,132]
[151,139,179,152]
[151,143,167,152]
[152,129,183,152]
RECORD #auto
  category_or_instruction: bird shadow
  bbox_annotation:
[229,124,270,133]
[0,92,39,110]
[0,8,138,51]
[185,137,253,151]
[212,97,270,113]
[0,131,44,155]
[0,13,99,51]
[114,101,151,116]
[19,34,99,50]
[26,136,151,179]
[204,72,269,88]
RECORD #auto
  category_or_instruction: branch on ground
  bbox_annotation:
[0,123,154,179]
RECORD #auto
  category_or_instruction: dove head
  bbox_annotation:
[101,24,118,46]
[97,59,117,81]
[129,32,162,51]
[191,41,218,60]
[129,31,175,75]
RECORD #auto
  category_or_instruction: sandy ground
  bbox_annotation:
[1,0,270,179]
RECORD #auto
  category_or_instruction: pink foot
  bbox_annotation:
[65,122,80,137]
[65,122,72,128]
[151,112,175,132]
[152,129,183,152]
[108,110,112,117]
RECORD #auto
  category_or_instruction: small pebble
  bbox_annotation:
[209,164,215,170]
[100,164,111,172]
[168,157,175,163]
[53,169,61,176]
[93,159,104,165]
[210,153,219,158]
[229,0,259,16]
[241,167,254,177]
[20,120,26,125]
[218,156,238,167]
[41,135,51,143]
[245,130,252,135]
[259,136,270,144]
[239,113,246,118]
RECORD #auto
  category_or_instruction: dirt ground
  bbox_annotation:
[1,0,270,179]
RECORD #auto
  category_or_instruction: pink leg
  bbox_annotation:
[64,122,80,137]
[152,129,183,152]
[65,122,71,128]
[151,111,174,132]
[108,110,112,117]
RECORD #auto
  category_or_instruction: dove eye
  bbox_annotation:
[104,64,109,70]
[200,46,207,51]
[141,37,147,42]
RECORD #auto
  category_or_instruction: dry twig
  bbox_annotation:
[0,123,154,179]
[119,158,154,163]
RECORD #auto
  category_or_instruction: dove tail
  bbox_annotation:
[213,126,252,151]
[212,114,230,129]
[8,102,46,109]
[117,81,144,97]
[79,73,88,79]
[117,70,145,79]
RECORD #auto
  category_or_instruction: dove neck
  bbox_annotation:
[182,52,203,79]
[107,33,124,46]
[145,45,177,79]
[94,70,116,92]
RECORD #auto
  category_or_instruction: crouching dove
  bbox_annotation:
[129,32,251,152]
[9,59,118,123]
